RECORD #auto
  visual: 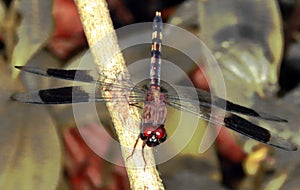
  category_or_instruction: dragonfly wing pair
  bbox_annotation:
[12,66,297,151]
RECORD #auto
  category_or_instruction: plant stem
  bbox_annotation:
[74,0,164,189]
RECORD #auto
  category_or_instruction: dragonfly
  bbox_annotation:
[12,12,297,155]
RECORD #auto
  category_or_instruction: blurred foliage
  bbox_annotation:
[11,0,54,77]
[168,0,300,189]
[1,0,300,189]
[171,0,284,106]
[0,63,61,189]
[0,0,62,189]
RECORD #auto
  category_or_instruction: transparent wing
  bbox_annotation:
[14,66,147,94]
[12,66,147,104]
[163,83,287,122]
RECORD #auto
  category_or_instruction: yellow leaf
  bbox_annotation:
[11,0,54,78]
[0,66,61,190]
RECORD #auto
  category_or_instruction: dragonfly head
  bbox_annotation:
[140,125,167,147]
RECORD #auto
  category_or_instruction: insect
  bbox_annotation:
[12,12,297,156]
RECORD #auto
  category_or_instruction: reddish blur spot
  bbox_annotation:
[48,0,87,60]
[63,125,130,190]
[190,67,210,91]
[216,127,247,163]
[161,7,177,19]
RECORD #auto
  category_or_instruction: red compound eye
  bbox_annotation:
[155,126,166,139]
[143,126,154,137]
[145,130,152,137]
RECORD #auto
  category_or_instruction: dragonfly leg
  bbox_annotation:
[142,141,147,171]
[126,134,140,162]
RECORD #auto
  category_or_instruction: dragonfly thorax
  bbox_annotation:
[142,89,167,126]
[146,88,163,101]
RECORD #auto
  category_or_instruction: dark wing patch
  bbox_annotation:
[11,86,94,104]
[224,114,270,143]
[223,114,296,151]
[15,66,98,83]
